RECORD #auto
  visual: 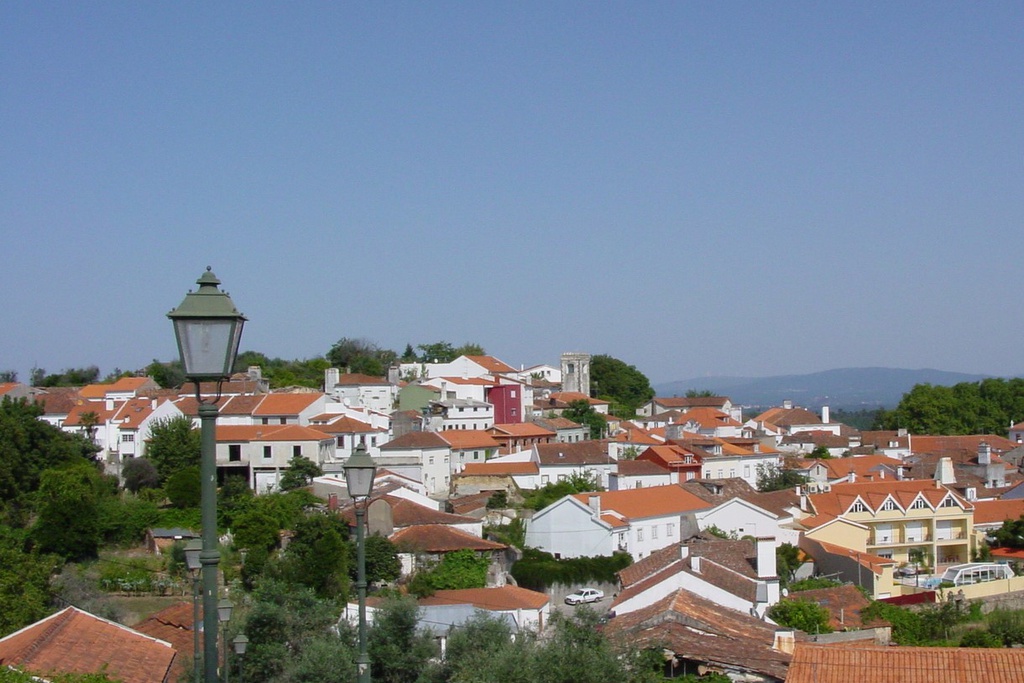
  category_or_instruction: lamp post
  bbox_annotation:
[168,268,246,683]
[184,539,203,683]
[232,635,248,683]
[218,599,233,683]
[344,444,377,683]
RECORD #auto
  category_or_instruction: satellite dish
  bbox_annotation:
[781,588,789,597]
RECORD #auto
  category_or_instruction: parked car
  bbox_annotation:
[565,588,604,605]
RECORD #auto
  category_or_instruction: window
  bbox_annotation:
[637,527,644,541]
[667,523,675,537]
[730,468,736,478]
[850,500,867,513]
[686,472,695,481]
[262,418,269,425]
[882,499,897,511]
[910,498,928,510]
[652,525,658,539]
[121,433,135,443]
[716,469,723,478]
[263,445,272,459]
[940,497,959,508]
[704,470,711,479]
[744,465,751,478]
[293,445,302,458]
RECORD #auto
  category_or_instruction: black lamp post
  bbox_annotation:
[344,444,377,683]
[184,539,203,683]
[218,599,233,683]
[232,635,248,683]
[168,267,246,683]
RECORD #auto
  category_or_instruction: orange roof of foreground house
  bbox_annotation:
[79,377,158,399]
[807,479,970,518]
[214,424,333,442]
[489,423,556,438]
[972,499,1024,525]
[463,355,517,374]
[820,454,903,480]
[308,414,382,434]
[389,524,507,553]
[419,585,549,611]
[131,602,199,682]
[0,606,176,683]
[440,430,502,450]
[911,434,1019,456]
[549,391,609,406]
[677,407,742,429]
[787,642,1024,683]
[571,485,709,520]
[460,461,539,476]
[252,392,323,416]
[63,400,118,426]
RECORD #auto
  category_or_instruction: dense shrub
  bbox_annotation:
[510,548,631,591]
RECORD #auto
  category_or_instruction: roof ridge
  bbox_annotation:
[17,607,75,665]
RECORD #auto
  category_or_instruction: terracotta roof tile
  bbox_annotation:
[381,431,451,450]
[973,499,1024,525]
[419,585,548,611]
[787,643,1024,683]
[389,524,506,552]
[571,485,710,520]
[0,607,176,683]
[252,392,323,416]
[488,423,556,438]
[214,424,332,442]
[440,430,502,450]
[463,356,517,374]
[535,441,614,465]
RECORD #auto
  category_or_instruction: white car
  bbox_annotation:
[564,588,604,605]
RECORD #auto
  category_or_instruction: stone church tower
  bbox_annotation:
[560,352,591,396]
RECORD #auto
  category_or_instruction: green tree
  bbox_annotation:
[279,456,323,491]
[767,598,833,634]
[30,462,106,560]
[0,398,99,523]
[0,531,63,637]
[417,341,457,363]
[590,354,654,417]
[326,338,395,377]
[146,415,200,483]
[756,462,809,492]
[145,359,185,389]
[280,514,350,598]
[808,445,832,459]
[990,515,1024,549]
[367,597,437,683]
[33,366,101,387]
[358,534,401,585]
[232,507,281,553]
[164,465,201,508]
[562,400,607,439]
[685,389,716,398]
[408,549,489,597]
[776,543,801,587]
[453,342,486,357]
[122,457,160,493]
[241,578,348,683]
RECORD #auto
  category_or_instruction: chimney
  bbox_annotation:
[773,630,796,655]
[821,406,830,424]
[783,399,793,410]
[934,457,956,485]
[679,544,690,560]
[756,537,777,579]
[588,495,601,516]
[325,367,340,393]
[848,469,856,484]
[327,493,338,511]
[978,441,992,466]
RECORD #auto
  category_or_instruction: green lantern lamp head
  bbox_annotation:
[168,267,247,381]
[344,443,378,499]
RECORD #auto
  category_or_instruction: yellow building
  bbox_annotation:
[803,479,974,569]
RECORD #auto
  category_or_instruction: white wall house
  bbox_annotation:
[214,424,336,493]
[691,498,800,547]
[378,431,452,497]
[324,369,398,414]
[428,399,495,432]
[525,485,712,561]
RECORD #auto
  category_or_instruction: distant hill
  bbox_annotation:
[654,367,995,410]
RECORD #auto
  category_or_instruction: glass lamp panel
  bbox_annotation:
[174,319,237,378]
[345,464,377,498]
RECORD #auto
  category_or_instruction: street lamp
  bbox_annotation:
[344,444,377,683]
[218,599,233,683]
[168,268,246,683]
[232,635,248,683]
[184,539,203,683]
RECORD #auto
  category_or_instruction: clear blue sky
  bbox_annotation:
[2,3,1022,385]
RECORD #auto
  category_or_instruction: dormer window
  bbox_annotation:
[882,499,897,512]
[910,498,927,510]
[850,500,867,513]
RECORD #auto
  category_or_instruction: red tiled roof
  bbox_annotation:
[131,602,198,682]
[488,423,556,438]
[252,392,322,416]
[807,479,970,518]
[535,441,614,466]
[973,499,1024,525]
[419,585,548,611]
[463,355,517,374]
[380,431,451,450]
[787,642,1024,683]
[0,607,176,683]
[440,430,502,450]
[214,424,332,442]
[571,485,709,520]
[389,524,506,552]
[460,461,539,476]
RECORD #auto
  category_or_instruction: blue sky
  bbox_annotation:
[2,3,1022,385]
